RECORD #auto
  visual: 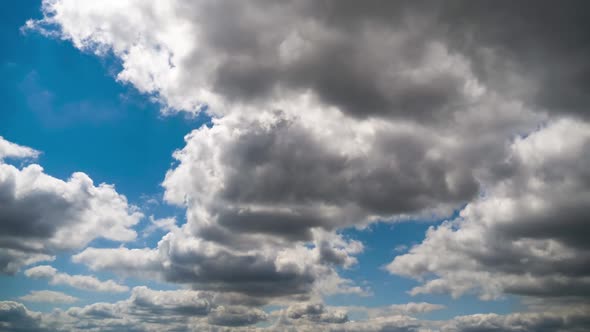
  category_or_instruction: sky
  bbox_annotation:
[0,1,588,331]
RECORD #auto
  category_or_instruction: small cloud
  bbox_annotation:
[393,244,408,253]
[142,215,177,238]
[19,290,78,304]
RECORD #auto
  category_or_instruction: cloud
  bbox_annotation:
[73,226,366,299]
[22,0,590,326]
[162,109,486,242]
[207,306,268,327]
[388,119,590,300]
[437,1,590,119]
[24,265,128,293]
[2,298,589,332]
[0,136,39,161]
[372,302,446,317]
[285,302,348,324]
[142,216,177,238]
[32,0,590,121]
[0,286,268,331]
[0,138,143,274]
[18,290,77,304]
[0,301,48,332]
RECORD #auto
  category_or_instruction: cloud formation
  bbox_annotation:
[0,138,142,274]
[17,1,590,331]
[388,119,590,300]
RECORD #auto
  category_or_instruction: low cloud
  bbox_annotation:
[18,290,78,304]
[24,265,128,293]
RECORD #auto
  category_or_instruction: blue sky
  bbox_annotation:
[0,1,587,331]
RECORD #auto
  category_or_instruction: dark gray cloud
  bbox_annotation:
[0,302,48,332]
[437,1,590,119]
[72,228,366,299]
[388,119,590,300]
[181,0,590,120]
[174,0,473,121]
[286,303,348,324]
[208,306,268,327]
[162,110,489,248]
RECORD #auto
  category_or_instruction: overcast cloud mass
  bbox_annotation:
[0,0,589,331]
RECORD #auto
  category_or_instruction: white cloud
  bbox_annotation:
[0,138,143,274]
[0,136,39,161]
[24,265,128,293]
[142,215,177,238]
[18,290,77,304]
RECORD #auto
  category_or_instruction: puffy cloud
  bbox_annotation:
[0,301,48,332]
[388,119,590,300]
[285,302,348,324]
[208,306,268,327]
[24,1,466,119]
[23,0,590,324]
[24,265,128,293]
[73,226,366,299]
[162,108,488,243]
[26,0,577,311]
[0,138,143,274]
[30,3,544,259]
[32,0,590,121]
[18,290,78,304]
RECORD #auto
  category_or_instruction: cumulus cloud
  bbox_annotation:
[73,226,367,299]
[0,301,48,332]
[24,265,128,293]
[388,119,590,300]
[285,302,348,324]
[18,290,78,304]
[0,138,143,274]
[21,1,590,329]
[29,0,585,120]
[28,1,548,250]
